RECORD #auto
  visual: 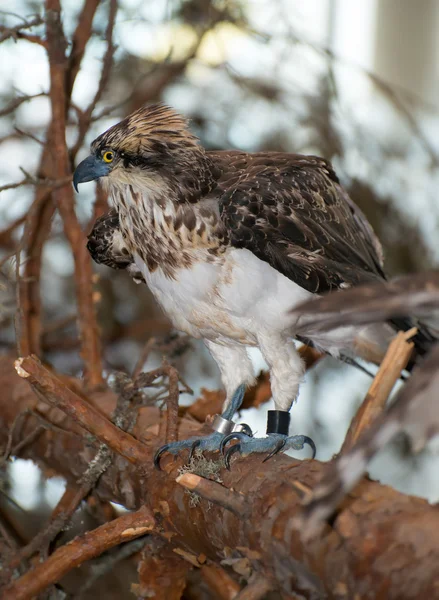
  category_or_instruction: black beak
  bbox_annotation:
[73,155,110,192]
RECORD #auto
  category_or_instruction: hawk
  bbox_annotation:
[73,104,434,467]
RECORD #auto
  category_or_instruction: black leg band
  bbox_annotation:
[266,410,290,435]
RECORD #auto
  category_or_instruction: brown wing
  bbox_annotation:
[87,210,145,283]
[215,152,386,294]
[87,210,131,270]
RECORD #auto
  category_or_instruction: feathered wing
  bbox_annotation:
[216,152,386,294]
[87,210,131,270]
[87,210,145,283]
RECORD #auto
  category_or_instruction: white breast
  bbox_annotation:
[134,247,315,344]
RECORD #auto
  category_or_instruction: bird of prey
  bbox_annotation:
[74,104,434,468]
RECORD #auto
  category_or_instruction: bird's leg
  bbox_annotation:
[154,342,255,469]
[221,335,316,468]
[154,385,251,469]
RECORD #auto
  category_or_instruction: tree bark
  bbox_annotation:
[0,355,438,599]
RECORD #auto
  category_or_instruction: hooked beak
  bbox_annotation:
[73,155,111,192]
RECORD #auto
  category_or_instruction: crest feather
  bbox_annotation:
[91,104,197,154]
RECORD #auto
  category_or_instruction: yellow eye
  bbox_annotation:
[102,150,114,163]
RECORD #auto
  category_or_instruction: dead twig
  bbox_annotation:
[0,174,71,193]
[132,337,157,379]
[342,328,416,452]
[176,473,250,518]
[0,15,44,44]
[14,355,151,464]
[78,537,148,595]
[4,483,87,576]
[0,92,46,118]
[165,361,180,444]
[66,0,101,98]
[2,505,155,600]
[135,361,193,444]
[0,215,26,250]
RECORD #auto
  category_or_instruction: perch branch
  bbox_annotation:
[0,355,438,599]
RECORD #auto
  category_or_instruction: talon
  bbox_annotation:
[303,435,317,459]
[238,423,253,437]
[224,443,241,470]
[262,439,286,462]
[220,432,248,455]
[188,439,201,462]
[154,444,170,471]
[220,433,239,455]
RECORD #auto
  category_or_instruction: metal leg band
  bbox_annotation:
[211,415,252,436]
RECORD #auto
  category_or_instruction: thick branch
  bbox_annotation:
[45,0,103,385]
[19,2,100,360]
[0,356,438,599]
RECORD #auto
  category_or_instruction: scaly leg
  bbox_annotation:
[221,334,316,468]
[154,342,255,469]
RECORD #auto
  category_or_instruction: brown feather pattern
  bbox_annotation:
[85,104,436,361]
[90,104,387,293]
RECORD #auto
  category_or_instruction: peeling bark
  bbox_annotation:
[0,356,438,599]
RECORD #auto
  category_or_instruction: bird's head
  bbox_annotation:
[73,104,209,197]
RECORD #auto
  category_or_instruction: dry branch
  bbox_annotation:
[45,0,103,386]
[0,15,44,44]
[2,505,155,600]
[66,0,101,98]
[136,541,191,600]
[18,1,101,361]
[70,0,118,161]
[299,344,439,541]
[0,355,438,599]
[176,473,250,518]
[14,355,150,464]
[342,328,415,451]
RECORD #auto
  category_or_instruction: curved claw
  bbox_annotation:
[188,439,201,462]
[303,435,317,459]
[154,444,171,471]
[220,431,250,455]
[262,439,286,462]
[224,443,241,470]
[238,423,253,437]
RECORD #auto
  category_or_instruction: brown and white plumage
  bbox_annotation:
[76,104,434,457]
[87,209,144,283]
